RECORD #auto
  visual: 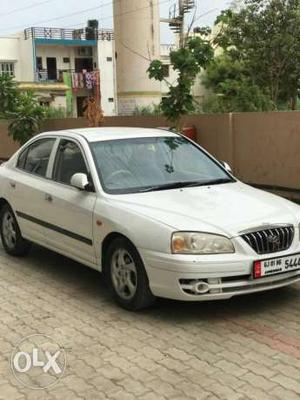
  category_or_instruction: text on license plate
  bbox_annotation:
[254,253,300,279]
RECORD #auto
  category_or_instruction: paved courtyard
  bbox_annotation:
[0,242,299,400]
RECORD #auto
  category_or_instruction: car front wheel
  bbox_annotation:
[105,237,155,310]
[0,204,31,256]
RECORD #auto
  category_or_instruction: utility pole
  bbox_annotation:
[160,0,195,48]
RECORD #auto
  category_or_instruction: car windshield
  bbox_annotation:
[90,136,235,194]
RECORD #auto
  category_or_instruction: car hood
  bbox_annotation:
[109,182,300,237]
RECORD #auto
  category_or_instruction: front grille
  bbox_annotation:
[241,226,294,254]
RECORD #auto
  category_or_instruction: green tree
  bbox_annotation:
[148,32,214,129]
[0,74,46,144]
[8,92,46,145]
[203,53,273,113]
[0,74,18,117]
[214,0,300,109]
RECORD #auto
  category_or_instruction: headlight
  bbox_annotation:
[171,232,235,254]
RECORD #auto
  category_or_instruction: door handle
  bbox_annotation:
[45,194,53,202]
[9,181,16,189]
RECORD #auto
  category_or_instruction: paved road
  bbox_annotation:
[0,243,299,400]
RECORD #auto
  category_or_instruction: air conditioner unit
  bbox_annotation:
[87,20,99,29]
[85,27,96,40]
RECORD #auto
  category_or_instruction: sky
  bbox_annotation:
[0,0,230,42]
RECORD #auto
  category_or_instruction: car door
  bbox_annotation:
[8,137,57,244]
[41,137,97,265]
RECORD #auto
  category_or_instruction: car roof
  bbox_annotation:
[38,127,179,142]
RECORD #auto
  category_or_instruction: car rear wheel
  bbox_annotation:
[0,204,31,256]
[105,237,155,310]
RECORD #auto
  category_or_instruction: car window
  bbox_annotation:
[17,138,55,177]
[53,139,88,185]
[90,136,234,194]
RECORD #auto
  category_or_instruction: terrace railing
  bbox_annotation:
[24,27,114,41]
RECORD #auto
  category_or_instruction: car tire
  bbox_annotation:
[104,237,156,311]
[0,204,31,256]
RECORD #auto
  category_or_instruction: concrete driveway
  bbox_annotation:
[0,243,299,400]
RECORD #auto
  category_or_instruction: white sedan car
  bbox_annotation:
[0,128,300,310]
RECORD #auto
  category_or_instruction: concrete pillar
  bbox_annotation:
[113,0,161,115]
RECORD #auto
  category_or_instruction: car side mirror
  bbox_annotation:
[222,162,232,173]
[70,173,90,191]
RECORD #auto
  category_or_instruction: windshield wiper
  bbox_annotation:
[138,178,233,193]
[199,178,234,186]
[138,182,192,192]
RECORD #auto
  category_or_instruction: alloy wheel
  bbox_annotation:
[111,248,138,300]
[2,211,17,250]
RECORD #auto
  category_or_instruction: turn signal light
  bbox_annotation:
[172,236,186,252]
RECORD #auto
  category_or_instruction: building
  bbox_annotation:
[0,25,182,117]
[113,0,162,115]
[0,24,117,117]
[0,21,209,117]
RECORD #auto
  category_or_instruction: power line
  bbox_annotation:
[0,0,57,17]
[32,0,113,25]
[62,0,171,29]
[192,7,218,24]
[0,0,113,33]
[0,0,171,33]
[100,0,171,22]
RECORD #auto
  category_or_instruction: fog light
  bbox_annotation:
[195,282,210,294]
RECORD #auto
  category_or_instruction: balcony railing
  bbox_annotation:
[35,69,100,91]
[35,69,69,82]
[24,27,114,41]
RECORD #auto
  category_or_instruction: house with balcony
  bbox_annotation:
[0,23,116,117]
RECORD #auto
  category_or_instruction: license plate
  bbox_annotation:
[253,253,300,279]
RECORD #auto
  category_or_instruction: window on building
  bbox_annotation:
[76,47,93,57]
[63,57,70,63]
[106,57,112,62]
[39,100,51,107]
[108,98,114,103]
[0,62,15,77]
[162,64,170,78]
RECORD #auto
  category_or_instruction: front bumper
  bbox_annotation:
[141,247,300,301]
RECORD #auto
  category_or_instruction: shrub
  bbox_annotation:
[8,92,46,145]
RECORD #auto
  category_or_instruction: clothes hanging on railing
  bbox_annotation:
[71,72,80,90]
[79,73,85,89]
[85,72,93,90]
[71,70,100,91]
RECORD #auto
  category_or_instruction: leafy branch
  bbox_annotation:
[147,31,214,129]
